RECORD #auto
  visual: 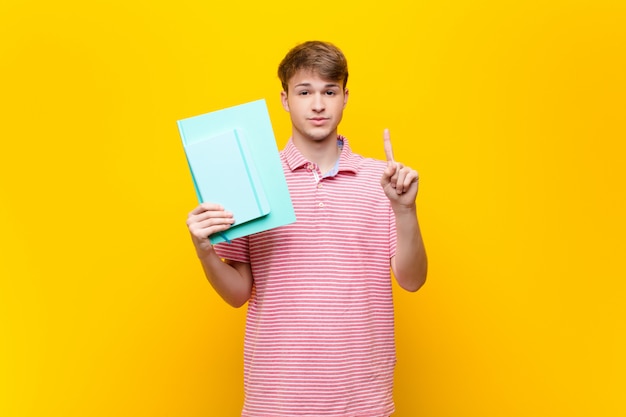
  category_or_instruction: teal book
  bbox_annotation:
[177,99,296,244]
[184,129,270,226]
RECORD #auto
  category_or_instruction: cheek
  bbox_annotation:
[333,103,346,118]
[289,101,306,117]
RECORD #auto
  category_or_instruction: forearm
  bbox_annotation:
[392,207,427,292]
[186,203,251,307]
[197,248,253,308]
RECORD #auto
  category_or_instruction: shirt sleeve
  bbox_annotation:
[213,235,250,263]
[389,201,398,259]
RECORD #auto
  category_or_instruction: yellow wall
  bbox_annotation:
[1,1,624,416]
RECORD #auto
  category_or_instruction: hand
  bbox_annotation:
[380,128,420,210]
[186,203,235,254]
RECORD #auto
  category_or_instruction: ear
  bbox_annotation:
[343,88,349,109]
[280,90,290,112]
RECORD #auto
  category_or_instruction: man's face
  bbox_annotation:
[281,70,349,143]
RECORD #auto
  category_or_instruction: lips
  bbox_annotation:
[308,117,329,126]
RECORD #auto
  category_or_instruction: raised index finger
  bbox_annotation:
[383,128,394,162]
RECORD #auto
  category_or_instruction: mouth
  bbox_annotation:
[308,117,329,126]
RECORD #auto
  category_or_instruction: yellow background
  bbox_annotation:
[1,0,624,416]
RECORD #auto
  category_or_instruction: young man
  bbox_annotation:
[186,41,427,417]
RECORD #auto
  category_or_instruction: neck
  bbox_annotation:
[292,134,341,174]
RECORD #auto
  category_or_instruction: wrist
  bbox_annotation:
[194,239,216,259]
[391,203,417,216]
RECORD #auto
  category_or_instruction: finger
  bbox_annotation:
[190,202,224,215]
[196,214,235,226]
[192,206,233,222]
[395,166,408,194]
[189,217,234,239]
[383,128,395,162]
[400,170,419,195]
[187,207,233,227]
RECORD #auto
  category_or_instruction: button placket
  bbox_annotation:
[310,164,326,210]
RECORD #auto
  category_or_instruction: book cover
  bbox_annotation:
[183,129,270,226]
[177,99,296,243]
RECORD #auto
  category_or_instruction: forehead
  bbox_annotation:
[287,69,342,88]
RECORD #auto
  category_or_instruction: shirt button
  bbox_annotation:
[317,183,323,189]
[307,163,314,170]
[318,202,324,208]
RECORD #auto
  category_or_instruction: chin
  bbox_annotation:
[305,130,334,142]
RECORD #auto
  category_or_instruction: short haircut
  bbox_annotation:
[277,41,349,93]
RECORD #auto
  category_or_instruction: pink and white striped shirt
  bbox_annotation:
[215,136,398,417]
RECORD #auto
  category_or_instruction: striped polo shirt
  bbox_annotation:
[215,136,398,417]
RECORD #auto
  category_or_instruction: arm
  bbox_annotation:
[381,129,428,292]
[186,203,253,307]
[390,205,427,292]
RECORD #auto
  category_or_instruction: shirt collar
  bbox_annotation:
[283,135,360,174]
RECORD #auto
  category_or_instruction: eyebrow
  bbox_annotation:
[294,82,341,89]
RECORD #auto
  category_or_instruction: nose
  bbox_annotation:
[312,93,325,112]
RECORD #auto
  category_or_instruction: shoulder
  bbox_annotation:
[341,145,386,176]
[353,155,387,177]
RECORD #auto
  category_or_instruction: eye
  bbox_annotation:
[298,90,309,96]
[325,90,336,96]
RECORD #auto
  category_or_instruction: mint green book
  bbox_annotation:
[184,129,270,226]
[177,99,296,244]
